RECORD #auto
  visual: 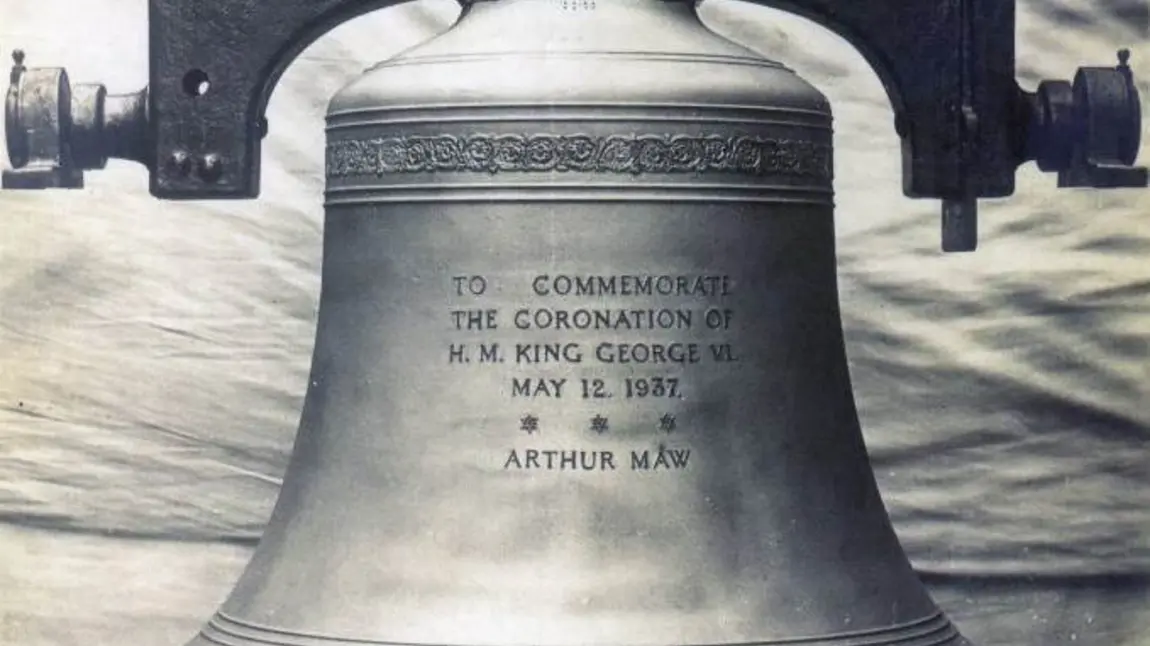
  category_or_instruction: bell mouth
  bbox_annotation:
[453,0,706,15]
[455,0,705,14]
[459,0,701,4]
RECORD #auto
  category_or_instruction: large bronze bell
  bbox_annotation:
[193,1,961,644]
[2,0,1145,644]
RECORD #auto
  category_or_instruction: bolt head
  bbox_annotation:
[197,153,223,183]
[167,150,192,176]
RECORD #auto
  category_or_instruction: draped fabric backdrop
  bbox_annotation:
[1,0,1148,644]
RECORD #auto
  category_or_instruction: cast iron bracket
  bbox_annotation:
[3,0,1146,252]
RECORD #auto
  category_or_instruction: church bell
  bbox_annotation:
[195,2,963,644]
[2,0,1145,645]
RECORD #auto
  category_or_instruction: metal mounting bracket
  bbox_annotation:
[3,0,1146,252]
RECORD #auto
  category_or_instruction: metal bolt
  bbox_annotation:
[168,150,192,176]
[941,196,978,253]
[10,49,26,84]
[197,153,223,182]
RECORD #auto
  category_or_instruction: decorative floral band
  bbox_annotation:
[326,133,833,180]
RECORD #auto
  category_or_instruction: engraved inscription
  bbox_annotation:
[503,449,617,471]
[631,445,691,471]
[446,271,739,474]
[499,446,690,472]
[512,378,568,399]
[326,134,832,180]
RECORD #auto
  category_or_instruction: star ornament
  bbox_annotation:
[520,414,540,434]
[590,414,609,434]
[658,413,676,433]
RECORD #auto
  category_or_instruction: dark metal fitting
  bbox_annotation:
[3,50,149,190]
[1024,49,1147,189]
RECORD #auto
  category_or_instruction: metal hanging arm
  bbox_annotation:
[145,0,415,198]
[3,0,1146,251]
[4,0,417,198]
[739,0,1146,251]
